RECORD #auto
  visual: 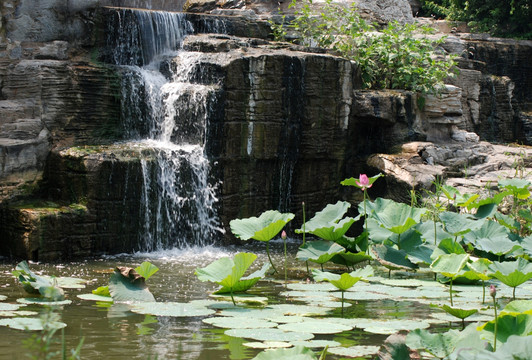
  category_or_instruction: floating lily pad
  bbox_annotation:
[109,267,155,303]
[286,283,336,292]
[225,328,314,342]
[267,316,307,324]
[376,278,430,288]
[251,345,317,360]
[0,295,7,301]
[327,345,381,358]
[130,302,215,317]
[291,340,341,348]
[203,316,277,329]
[243,341,293,349]
[0,310,38,317]
[77,294,113,302]
[0,317,66,331]
[209,294,268,306]
[42,276,87,289]
[279,320,352,334]
[342,291,388,301]
[0,303,24,311]
[16,298,72,306]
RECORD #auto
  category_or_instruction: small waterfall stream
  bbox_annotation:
[106,9,224,251]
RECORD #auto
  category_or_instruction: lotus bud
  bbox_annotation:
[356,174,371,190]
[281,230,287,240]
[489,285,497,298]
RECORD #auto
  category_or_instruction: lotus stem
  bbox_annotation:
[230,290,236,306]
[513,286,516,301]
[302,202,310,275]
[341,290,345,317]
[491,285,498,351]
[266,242,278,274]
[283,236,287,286]
[482,280,485,304]
[450,278,454,307]
[433,218,437,245]
[461,319,465,330]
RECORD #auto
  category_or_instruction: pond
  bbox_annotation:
[0,241,529,360]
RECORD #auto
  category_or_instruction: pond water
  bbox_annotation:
[0,241,515,360]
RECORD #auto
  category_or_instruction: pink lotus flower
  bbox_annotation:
[356,174,372,190]
[281,230,287,240]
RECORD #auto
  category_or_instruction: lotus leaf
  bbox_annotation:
[92,286,111,297]
[210,294,268,306]
[109,267,155,303]
[230,210,294,242]
[251,345,317,360]
[135,261,159,280]
[366,218,395,243]
[225,328,314,342]
[296,240,345,265]
[244,341,292,349]
[416,220,453,244]
[489,258,532,299]
[452,334,532,360]
[12,261,65,300]
[16,298,72,306]
[431,254,470,278]
[195,252,270,305]
[203,316,277,329]
[406,328,462,358]
[441,305,478,326]
[463,220,520,257]
[0,310,38,317]
[41,276,87,289]
[431,238,467,261]
[0,317,66,331]
[480,313,532,343]
[295,201,356,241]
[327,345,380,358]
[498,178,531,200]
[341,173,382,189]
[279,320,352,334]
[0,303,24,311]
[330,251,372,267]
[502,300,532,315]
[399,229,435,265]
[77,294,113,302]
[440,212,481,237]
[130,302,215,317]
[291,340,341,348]
[441,185,480,208]
[371,245,417,273]
[312,265,373,291]
[370,200,427,235]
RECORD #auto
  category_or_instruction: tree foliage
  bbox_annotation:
[419,0,532,39]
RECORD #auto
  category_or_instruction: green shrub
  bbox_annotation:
[274,0,458,102]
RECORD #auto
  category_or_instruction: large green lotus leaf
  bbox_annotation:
[12,261,65,300]
[216,262,271,294]
[371,201,427,234]
[279,320,352,334]
[464,220,520,256]
[327,345,380,358]
[480,313,532,343]
[297,201,350,229]
[399,229,435,265]
[130,302,215,317]
[135,261,159,281]
[226,328,314,342]
[361,197,395,218]
[77,294,113,302]
[109,267,155,303]
[441,304,478,320]
[430,253,469,278]
[230,210,294,241]
[499,178,531,199]
[312,265,373,291]
[330,251,372,267]
[296,240,345,264]
[431,238,467,261]
[244,341,292,349]
[366,218,394,243]
[203,316,277,329]
[452,334,532,360]
[0,317,66,331]
[468,258,493,281]
[489,258,532,288]
[251,345,317,360]
[406,328,461,358]
[502,300,532,315]
[416,220,453,244]
[440,212,482,237]
[371,245,417,271]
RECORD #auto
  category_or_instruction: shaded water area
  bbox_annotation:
[0,243,455,360]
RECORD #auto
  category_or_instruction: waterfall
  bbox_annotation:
[106,9,224,251]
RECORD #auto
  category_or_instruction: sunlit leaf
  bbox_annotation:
[440,212,482,237]
[230,210,294,241]
[489,258,532,289]
[109,267,155,303]
[0,317,66,331]
[480,313,532,342]
[295,201,356,241]
[135,262,159,281]
[371,245,417,271]
[431,254,469,278]
[296,240,345,264]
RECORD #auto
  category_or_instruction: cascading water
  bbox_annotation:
[106,9,224,251]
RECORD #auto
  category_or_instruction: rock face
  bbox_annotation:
[0,3,531,260]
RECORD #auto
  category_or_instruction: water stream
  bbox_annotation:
[108,9,224,251]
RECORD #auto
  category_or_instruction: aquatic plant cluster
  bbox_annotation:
[3,174,532,359]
